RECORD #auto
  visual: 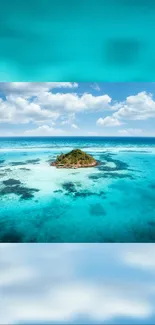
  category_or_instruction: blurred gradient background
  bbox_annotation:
[1,244,155,324]
[0,0,155,81]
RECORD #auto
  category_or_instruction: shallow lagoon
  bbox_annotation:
[0,136,155,242]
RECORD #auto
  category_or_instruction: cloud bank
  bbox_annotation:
[0,83,155,136]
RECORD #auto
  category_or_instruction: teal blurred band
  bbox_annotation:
[0,0,155,81]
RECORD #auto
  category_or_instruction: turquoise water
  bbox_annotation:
[1,0,155,81]
[0,136,155,243]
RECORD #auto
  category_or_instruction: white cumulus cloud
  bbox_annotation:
[1,84,155,135]
[97,116,122,127]
[91,83,101,91]
[24,125,67,136]
[118,128,143,136]
[0,82,78,97]
[71,123,79,129]
[96,91,155,132]
[0,83,112,128]
[114,92,155,121]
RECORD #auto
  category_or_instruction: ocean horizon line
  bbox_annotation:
[0,135,155,139]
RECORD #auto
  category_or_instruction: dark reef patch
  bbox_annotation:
[98,190,106,197]
[89,203,106,216]
[19,189,38,200]
[3,178,21,186]
[0,160,5,164]
[88,152,134,181]
[0,228,23,242]
[88,173,102,181]
[120,150,150,154]
[0,178,39,200]
[131,224,155,243]
[62,182,77,194]
[0,169,12,177]
[102,172,134,180]
[54,189,63,194]
[10,161,27,166]
[98,160,129,172]
[26,158,40,164]
[10,159,40,166]
[19,168,31,171]
[89,171,134,181]
[98,153,129,172]
[73,191,94,198]
[0,172,5,176]
[62,181,106,198]
[0,219,23,243]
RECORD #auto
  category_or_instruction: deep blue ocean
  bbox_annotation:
[0,136,155,242]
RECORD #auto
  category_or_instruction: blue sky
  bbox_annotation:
[1,244,155,324]
[0,82,155,137]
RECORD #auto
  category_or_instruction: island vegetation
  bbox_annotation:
[51,149,97,169]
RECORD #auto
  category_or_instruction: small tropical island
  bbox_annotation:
[51,149,97,169]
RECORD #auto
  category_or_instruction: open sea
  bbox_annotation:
[0,136,155,243]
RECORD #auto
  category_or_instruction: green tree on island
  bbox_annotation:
[51,149,97,168]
